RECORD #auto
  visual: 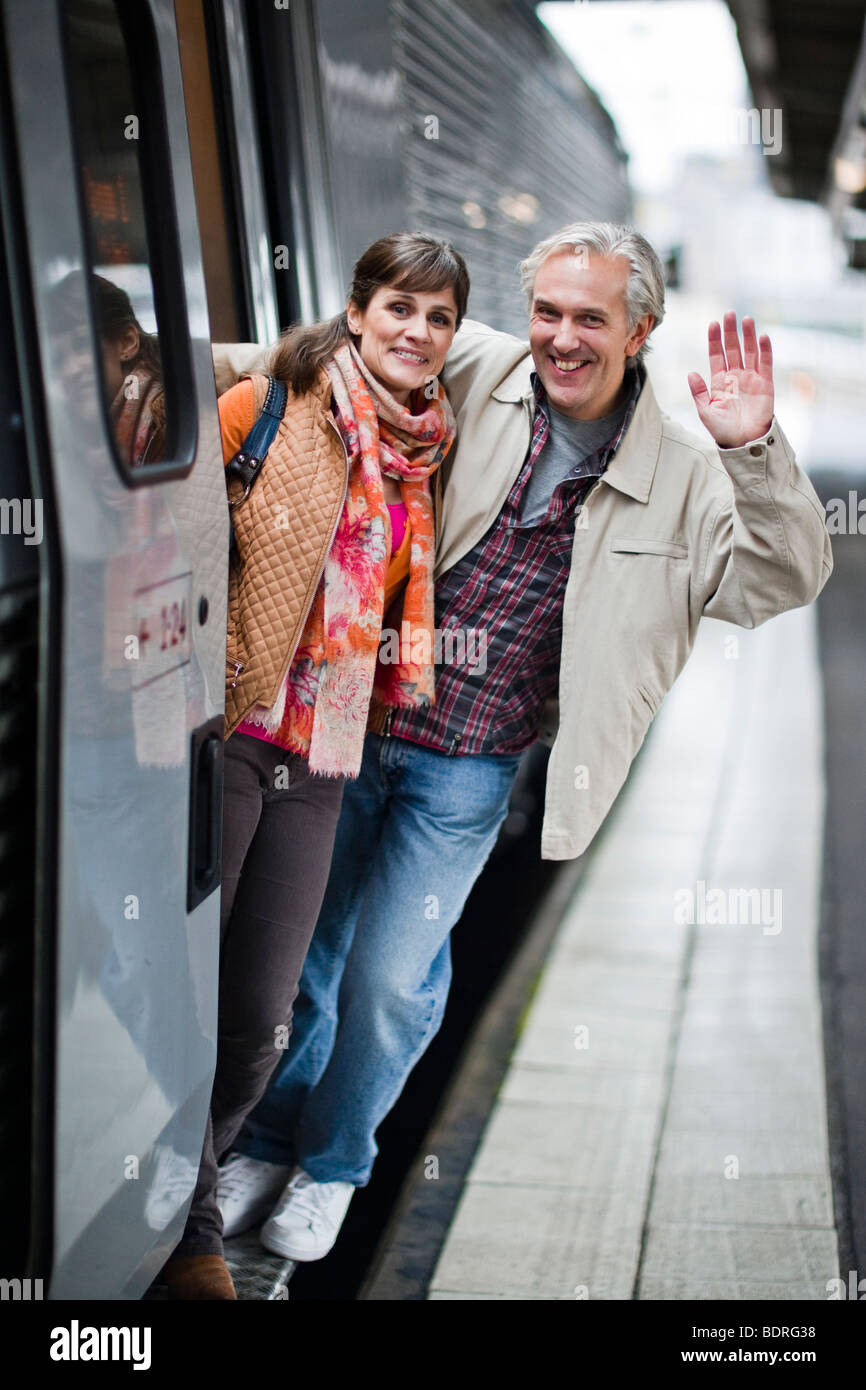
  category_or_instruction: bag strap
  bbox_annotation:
[225,375,288,507]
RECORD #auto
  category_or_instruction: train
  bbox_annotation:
[0,0,629,1299]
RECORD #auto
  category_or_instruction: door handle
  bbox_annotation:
[187,715,224,911]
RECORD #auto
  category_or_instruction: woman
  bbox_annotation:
[52,270,166,468]
[94,274,166,468]
[162,233,468,1298]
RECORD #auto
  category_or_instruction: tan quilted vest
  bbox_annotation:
[224,369,348,736]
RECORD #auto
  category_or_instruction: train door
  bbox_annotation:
[1,0,228,1298]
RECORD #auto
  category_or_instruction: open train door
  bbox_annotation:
[0,0,228,1298]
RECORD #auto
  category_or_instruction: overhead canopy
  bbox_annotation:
[726,0,866,207]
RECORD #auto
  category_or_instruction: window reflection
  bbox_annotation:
[49,270,166,468]
[64,0,168,470]
[94,274,165,467]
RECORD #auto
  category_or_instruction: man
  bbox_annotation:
[210,222,832,1259]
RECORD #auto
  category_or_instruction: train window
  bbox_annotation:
[61,0,195,479]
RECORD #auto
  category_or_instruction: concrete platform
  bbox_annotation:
[428,605,838,1300]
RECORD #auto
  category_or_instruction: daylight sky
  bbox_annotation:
[538,0,750,195]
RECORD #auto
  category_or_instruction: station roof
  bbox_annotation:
[726,0,866,205]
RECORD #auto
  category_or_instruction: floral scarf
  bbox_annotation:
[242,340,455,776]
[110,368,165,469]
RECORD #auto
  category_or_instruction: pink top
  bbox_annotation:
[387,502,408,553]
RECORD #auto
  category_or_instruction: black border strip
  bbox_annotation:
[0,6,64,1287]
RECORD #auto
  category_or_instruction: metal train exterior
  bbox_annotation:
[0,0,629,1299]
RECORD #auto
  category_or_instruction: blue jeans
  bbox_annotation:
[235,733,522,1184]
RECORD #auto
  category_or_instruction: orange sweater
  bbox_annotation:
[218,378,412,610]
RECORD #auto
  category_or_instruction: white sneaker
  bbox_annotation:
[216,1151,293,1238]
[259,1168,356,1261]
[144,1144,200,1232]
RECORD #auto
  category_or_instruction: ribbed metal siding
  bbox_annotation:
[313,0,409,283]
[392,0,631,334]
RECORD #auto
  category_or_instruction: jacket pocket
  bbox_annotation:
[610,537,689,559]
[631,681,663,716]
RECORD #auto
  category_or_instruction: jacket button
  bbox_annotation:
[767,436,775,445]
[749,445,763,457]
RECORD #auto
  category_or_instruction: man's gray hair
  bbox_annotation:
[518,221,666,368]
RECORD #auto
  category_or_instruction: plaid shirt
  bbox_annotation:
[389,368,643,756]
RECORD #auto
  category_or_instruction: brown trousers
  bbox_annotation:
[174,731,345,1257]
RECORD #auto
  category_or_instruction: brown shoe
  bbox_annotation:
[163,1254,237,1300]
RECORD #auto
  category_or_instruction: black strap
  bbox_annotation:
[225,376,288,553]
[225,375,288,505]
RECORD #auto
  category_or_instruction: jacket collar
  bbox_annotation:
[491,353,535,403]
[599,370,663,504]
[491,351,663,504]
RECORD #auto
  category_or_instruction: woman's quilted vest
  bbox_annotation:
[224,370,347,736]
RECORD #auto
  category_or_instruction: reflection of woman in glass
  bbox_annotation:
[92,274,165,468]
[50,270,166,469]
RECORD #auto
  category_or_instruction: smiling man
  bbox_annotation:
[212,222,833,1261]
[530,244,647,418]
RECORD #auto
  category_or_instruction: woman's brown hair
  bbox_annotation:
[92,273,164,381]
[92,274,165,461]
[269,232,470,394]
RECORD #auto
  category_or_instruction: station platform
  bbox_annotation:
[423,604,838,1300]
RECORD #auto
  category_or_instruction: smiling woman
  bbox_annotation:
[268,233,469,395]
[266,233,469,510]
[162,231,470,1298]
[344,286,459,503]
[346,288,458,406]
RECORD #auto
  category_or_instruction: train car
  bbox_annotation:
[0,0,629,1299]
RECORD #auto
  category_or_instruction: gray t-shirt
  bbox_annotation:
[519,393,631,525]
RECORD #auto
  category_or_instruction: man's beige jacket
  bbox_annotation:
[212,320,833,860]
